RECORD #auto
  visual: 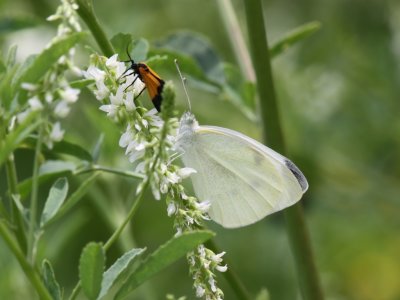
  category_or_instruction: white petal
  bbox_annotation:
[177,167,197,179]
[21,82,38,91]
[54,101,70,118]
[60,87,80,103]
[196,285,205,298]
[99,104,118,117]
[216,264,228,272]
[167,202,177,216]
[28,96,43,111]
[50,122,65,142]
[106,54,119,68]
[124,92,136,111]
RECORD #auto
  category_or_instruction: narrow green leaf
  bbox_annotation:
[92,134,104,163]
[43,173,99,227]
[79,242,105,300]
[13,32,86,104]
[98,248,146,299]
[42,259,62,300]
[115,230,215,300]
[270,21,321,58]
[40,177,69,227]
[0,111,40,167]
[6,45,18,67]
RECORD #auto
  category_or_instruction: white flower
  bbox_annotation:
[119,126,134,148]
[175,227,183,237]
[195,201,211,213]
[21,82,38,91]
[28,96,43,111]
[211,252,226,264]
[84,65,106,82]
[110,85,124,105]
[16,110,29,123]
[106,54,119,69]
[167,202,177,216]
[50,122,65,142]
[166,171,180,184]
[127,149,145,163]
[177,167,197,179]
[94,80,110,100]
[150,180,161,200]
[45,92,54,103]
[54,100,70,118]
[60,87,80,103]
[8,116,16,131]
[196,285,205,298]
[198,245,206,258]
[99,104,118,118]
[216,265,228,272]
[209,277,217,292]
[124,92,136,111]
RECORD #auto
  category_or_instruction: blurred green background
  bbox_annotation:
[1,0,400,299]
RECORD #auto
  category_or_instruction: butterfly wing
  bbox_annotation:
[137,64,165,112]
[180,125,308,228]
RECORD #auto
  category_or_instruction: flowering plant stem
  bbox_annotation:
[0,222,52,300]
[27,120,45,264]
[75,0,114,57]
[243,1,324,299]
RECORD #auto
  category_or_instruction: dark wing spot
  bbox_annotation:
[285,159,308,192]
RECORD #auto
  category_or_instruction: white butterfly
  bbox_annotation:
[175,112,308,228]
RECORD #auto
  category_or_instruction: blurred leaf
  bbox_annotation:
[0,57,5,74]
[98,248,146,299]
[155,31,225,84]
[79,242,105,300]
[44,173,99,227]
[11,194,28,223]
[22,137,93,161]
[6,44,17,67]
[115,230,215,300]
[270,21,321,58]
[40,177,69,227]
[0,16,40,34]
[0,111,40,167]
[12,32,86,106]
[41,259,62,300]
[70,78,95,89]
[110,33,133,60]
[92,134,104,163]
[17,160,76,199]
[131,38,149,62]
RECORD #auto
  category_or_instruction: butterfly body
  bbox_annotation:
[176,112,308,228]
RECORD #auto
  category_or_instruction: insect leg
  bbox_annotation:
[124,74,141,92]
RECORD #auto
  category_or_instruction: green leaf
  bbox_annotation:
[155,31,225,84]
[0,16,40,34]
[98,248,146,299]
[22,137,93,162]
[0,111,41,167]
[17,161,76,200]
[270,21,321,58]
[42,259,62,300]
[13,32,86,105]
[92,134,104,163]
[6,45,18,67]
[131,38,149,62]
[79,242,105,300]
[40,177,69,227]
[110,33,133,60]
[43,173,99,227]
[115,230,215,300]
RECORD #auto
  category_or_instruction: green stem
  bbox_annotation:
[243,1,324,299]
[5,153,27,253]
[74,164,145,179]
[75,0,115,57]
[205,239,251,300]
[27,122,44,264]
[0,222,52,300]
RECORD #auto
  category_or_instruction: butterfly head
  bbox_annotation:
[174,112,199,151]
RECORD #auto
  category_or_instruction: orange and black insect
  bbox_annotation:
[121,49,165,112]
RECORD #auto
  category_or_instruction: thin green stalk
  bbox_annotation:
[5,153,27,253]
[75,0,114,57]
[0,222,52,300]
[243,1,324,299]
[74,164,145,179]
[27,122,44,264]
[217,0,255,82]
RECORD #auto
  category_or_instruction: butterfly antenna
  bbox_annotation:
[174,59,192,112]
[123,44,134,63]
